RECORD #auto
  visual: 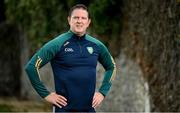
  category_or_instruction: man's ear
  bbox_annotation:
[88,19,91,26]
[67,16,71,25]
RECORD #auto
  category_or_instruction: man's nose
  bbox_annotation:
[77,18,82,23]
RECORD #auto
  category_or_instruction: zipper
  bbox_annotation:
[77,41,82,54]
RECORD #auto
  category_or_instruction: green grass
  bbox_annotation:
[0,104,12,112]
[0,98,52,112]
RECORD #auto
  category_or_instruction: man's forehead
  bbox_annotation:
[71,9,88,17]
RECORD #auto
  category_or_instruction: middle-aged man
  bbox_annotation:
[25,4,116,112]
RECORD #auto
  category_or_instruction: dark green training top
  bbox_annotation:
[25,30,116,111]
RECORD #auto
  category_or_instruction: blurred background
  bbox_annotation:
[0,0,180,112]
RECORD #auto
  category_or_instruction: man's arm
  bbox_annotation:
[25,41,59,98]
[25,33,73,108]
[98,44,116,97]
[85,35,116,92]
[25,55,50,98]
[92,42,116,108]
[25,38,68,107]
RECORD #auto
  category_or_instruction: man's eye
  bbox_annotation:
[82,17,87,20]
[73,17,79,19]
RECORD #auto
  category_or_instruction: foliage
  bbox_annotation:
[89,0,123,39]
[5,0,68,50]
[5,0,123,51]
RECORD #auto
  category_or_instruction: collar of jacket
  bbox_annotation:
[68,30,86,41]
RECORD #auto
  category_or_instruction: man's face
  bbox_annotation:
[68,8,91,36]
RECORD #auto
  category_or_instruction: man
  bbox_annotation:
[25,4,116,112]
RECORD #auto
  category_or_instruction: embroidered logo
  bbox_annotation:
[64,41,70,46]
[87,47,93,54]
[65,48,74,52]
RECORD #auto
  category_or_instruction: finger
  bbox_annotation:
[56,100,66,107]
[56,98,67,106]
[92,102,98,108]
[92,99,98,108]
[57,96,67,105]
[92,98,95,104]
[92,98,96,107]
[58,95,67,101]
[54,101,62,108]
[93,95,96,100]
[94,100,100,108]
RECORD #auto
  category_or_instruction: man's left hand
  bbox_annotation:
[92,92,104,108]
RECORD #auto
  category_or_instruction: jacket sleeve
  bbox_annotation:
[25,39,60,98]
[98,44,116,96]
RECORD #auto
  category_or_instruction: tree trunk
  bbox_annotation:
[0,0,6,23]
[121,0,179,111]
[0,23,21,97]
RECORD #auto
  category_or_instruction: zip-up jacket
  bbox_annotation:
[25,30,116,111]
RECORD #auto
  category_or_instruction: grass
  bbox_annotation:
[0,104,12,112]
[0,98,52,112]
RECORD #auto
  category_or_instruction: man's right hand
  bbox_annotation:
[45,92,67,108]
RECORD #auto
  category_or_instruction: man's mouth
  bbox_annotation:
[76,25,83,28]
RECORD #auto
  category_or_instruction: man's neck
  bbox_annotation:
[70,30,86,37]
